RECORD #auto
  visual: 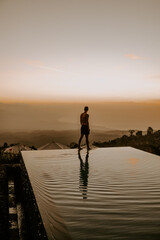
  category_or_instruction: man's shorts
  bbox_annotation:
[81,125,90,135]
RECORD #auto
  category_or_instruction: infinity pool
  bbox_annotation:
[22,147,160,240]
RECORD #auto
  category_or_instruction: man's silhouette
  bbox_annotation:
[78,106,90,150]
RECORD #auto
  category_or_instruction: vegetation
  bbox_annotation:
[70,142,78,148]
[0,144,21,164]
[1,126,160,161]
[93,127,160,156]
[0,150,21,164]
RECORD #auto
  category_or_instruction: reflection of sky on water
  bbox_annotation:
[128,157,139,176]
[128,157,139,165]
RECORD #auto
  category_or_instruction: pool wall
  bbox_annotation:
[20,156,48,240]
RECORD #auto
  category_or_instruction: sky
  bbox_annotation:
[0,0,160,131]
[0,0,160,102]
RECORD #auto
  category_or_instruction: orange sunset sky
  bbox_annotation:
[0,0,160,131]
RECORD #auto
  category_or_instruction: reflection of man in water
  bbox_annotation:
[78,106,90,150]
[78,151,89,199]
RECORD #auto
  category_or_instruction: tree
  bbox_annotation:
[147,127,153,135]
[136,131,142,136]
[129,130,135,136]
[3,142,8,148]
[30,146,37,150]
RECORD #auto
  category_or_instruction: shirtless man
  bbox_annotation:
[78,106,90,150]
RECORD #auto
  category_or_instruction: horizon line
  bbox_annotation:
[1,98,160,105]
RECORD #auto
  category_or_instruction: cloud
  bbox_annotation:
[124,54,143,60]
[24,60,65,73]
[25,60,43,66]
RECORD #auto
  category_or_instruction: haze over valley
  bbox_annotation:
[0,101,159,147]
[1,101,160,132]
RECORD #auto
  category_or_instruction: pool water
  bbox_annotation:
[22,147,160,240]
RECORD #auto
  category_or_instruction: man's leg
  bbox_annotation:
[85,134,90,150]
[78,134,84,149]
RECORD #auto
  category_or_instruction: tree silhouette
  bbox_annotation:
[3,142,8,148]
[147,127,153,135]
[129,130,135,136]
[136,131,142,136]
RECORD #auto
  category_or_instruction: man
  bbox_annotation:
[78,106,90,150]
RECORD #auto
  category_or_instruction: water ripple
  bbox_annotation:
[22,147,160,240]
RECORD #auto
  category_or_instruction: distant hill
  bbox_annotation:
[0,129,128,148]
[93,129,160,156]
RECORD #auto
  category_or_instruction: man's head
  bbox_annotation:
[84,106,89,112]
